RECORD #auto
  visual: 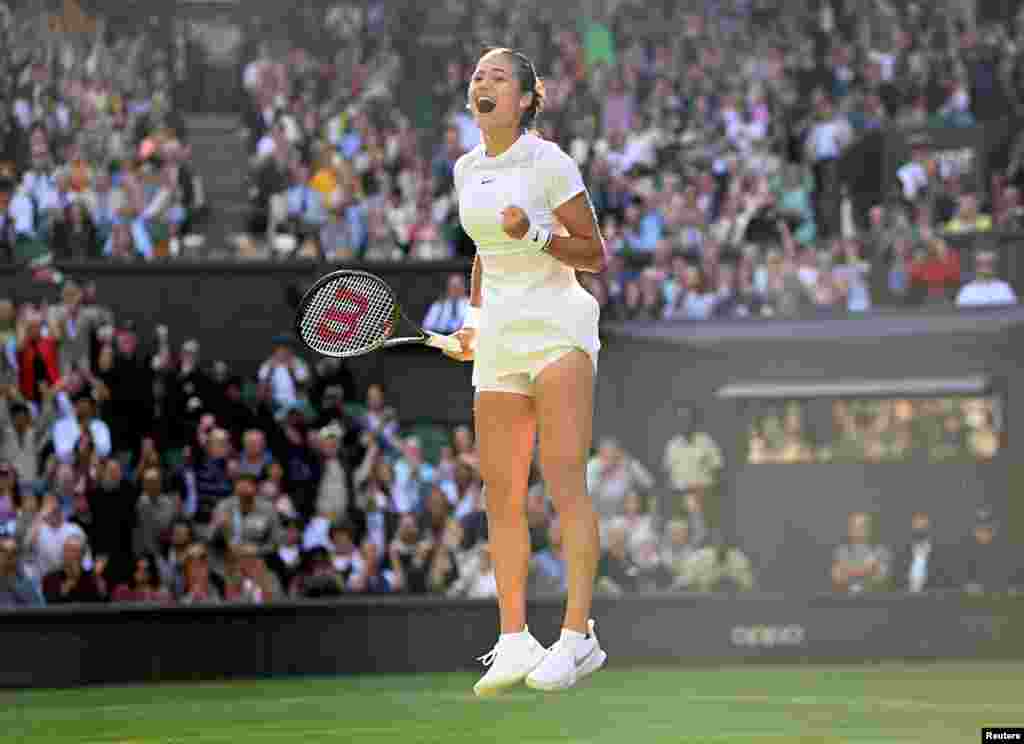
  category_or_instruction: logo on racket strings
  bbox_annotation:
[316,286,370,345]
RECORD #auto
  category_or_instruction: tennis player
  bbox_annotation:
[443,47,608,695]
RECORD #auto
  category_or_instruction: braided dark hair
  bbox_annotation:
[479,47,545,132]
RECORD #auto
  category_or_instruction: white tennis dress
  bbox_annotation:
[454,133,600,395]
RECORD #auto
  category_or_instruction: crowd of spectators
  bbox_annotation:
[4,269,1023,608]
[0,4,205,265]
[831,508,1022,595]
[748,395,1003,464]
[0,276,749,609]
[235,0,1023,316]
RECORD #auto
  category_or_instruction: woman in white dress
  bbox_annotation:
[443,47,608,696]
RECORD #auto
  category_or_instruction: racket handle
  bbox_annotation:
[426,333,464,355]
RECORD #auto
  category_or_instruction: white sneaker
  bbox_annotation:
[473,627,548,697]
[526,619,607,692]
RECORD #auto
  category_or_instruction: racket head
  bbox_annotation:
[294,269,402,358]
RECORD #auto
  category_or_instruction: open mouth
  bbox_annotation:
[476,97,496,113]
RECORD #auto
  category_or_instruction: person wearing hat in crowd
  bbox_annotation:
[314,422,351,522]
[963,507,1013,594]
[52,388,111,464]
[258,333,310,414]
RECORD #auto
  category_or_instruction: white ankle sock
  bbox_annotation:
[560,628,587,645]
[500,629,529,642]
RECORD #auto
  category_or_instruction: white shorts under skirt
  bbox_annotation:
[473,344,598,397]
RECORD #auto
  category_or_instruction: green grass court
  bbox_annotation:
[4,662,1022,743]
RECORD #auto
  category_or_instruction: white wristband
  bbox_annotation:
[462,305,481,329]
[526,225,553,252]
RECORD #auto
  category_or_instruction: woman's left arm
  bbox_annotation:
[546,192,608,274]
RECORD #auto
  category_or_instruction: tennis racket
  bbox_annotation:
[294,269,464,358]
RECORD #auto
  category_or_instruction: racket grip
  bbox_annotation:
[427,333,464,355]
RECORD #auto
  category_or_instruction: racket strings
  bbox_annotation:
[299,273,397,356]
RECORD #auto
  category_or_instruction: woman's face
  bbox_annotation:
[468,51,529,132]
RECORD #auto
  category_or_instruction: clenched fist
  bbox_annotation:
[500,206,530,240]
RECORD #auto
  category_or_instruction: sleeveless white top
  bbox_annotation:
[454,133,600,383]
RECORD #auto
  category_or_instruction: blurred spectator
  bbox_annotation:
[238,429,271,478]
[25,493,88,583]
[963,508,1012,594]
[230,542,283,603]
[596,524,651,595]
[258,335,310,413]
[157,518,192,597]
[663,406,722,523]
[193,426,232,534]
[688,535,756,593]
[660,519,700,590]
[135,466,179,559]
[448,540,496,599]
[111,553,172,603]
[955,250,1018,307]
[1,381,57,484]
[529,522,567,595]
[16,308,60,405]
[53,390,112,464]
[422,273,469,335]
[210,472,282,569]
[348,540,399,594]
[392,436,434,514]
[179,543,221,604]
[388,513,427,593]
[0,461,18,523]
[42,535,106,604]
[81,458,138,588]
[586,437,654,519]
[892,511,955,593]
[329,520,364,586]
[423,519,460,595]
[361,382,400,451]
[909,238,961,305]
[944,193,992,233]
[0,534,44,608]
[831,512,891,594]
[601,490,657,562]
[314,423,351,522]
[420,483,452,545]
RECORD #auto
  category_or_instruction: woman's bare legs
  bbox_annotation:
[475,391,536,633]
[534,350,599,634]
